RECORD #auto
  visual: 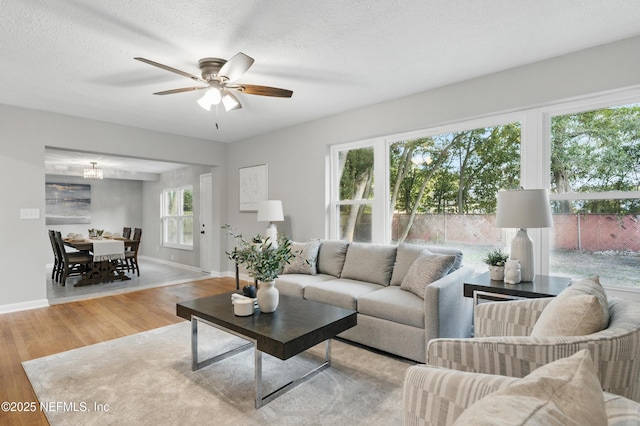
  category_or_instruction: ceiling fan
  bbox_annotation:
[134,52,293,112]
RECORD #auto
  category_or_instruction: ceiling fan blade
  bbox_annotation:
[153,86,208,95]
[218,52,254,83]
[237,84,293,98]
[221,91,242,112]
[134,57,207,84]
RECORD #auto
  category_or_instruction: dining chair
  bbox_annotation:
[48,230,63,283]
[122,227,132,239]
[124,228,142,276]
[53,231,92,286]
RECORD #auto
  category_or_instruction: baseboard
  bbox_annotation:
[0,299,49,314]
[138,256,204,273]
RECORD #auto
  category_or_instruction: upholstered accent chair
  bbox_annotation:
[426,297,640,402]
[403,354,640,425]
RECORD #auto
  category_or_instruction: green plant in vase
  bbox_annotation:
[483,248,509,281]
[223,225,299,313]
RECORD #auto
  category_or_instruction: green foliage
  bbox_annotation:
[222,225,298,282]
[483,248,509,266]
[183,189,193,215]
[551,105,640,214]
[389,123,521,216]
[339,147,374,200]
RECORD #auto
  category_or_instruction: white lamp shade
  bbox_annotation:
[257,200,284,222]
[496,189,553,229]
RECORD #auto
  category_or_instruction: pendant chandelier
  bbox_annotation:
[83,162,103,179]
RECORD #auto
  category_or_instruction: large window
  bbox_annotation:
[548,104,640,288]
[329,90,640,288]
[162,186,193,249]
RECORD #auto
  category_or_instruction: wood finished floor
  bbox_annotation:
[0,277,236,426]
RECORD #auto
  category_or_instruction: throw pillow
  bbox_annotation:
[452,349,607,426]
[390,244,428,286]
[531,276,609,337]
[282,240,321,275]
[400,250,456,299]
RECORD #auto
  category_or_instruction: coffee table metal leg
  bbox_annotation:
[255,339,332,409]
[190,315,334,408]
[191,317,253,371]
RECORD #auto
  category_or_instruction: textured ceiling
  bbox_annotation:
[3,0,640,149]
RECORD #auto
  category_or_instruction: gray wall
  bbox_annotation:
[3,35,640,311]
[0,106,227,311]
[45,175,143,263]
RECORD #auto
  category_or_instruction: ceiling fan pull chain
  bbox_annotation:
[215,103,219,130]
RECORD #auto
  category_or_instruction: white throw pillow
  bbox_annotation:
[453,349,607,426]
[282,240,321,275]
[400,250,455,299]
[531,276,609,337]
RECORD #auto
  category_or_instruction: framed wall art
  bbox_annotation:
[45,182,91,225]
[238,164,268,211]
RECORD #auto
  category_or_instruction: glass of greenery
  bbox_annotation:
[483,248,509,281]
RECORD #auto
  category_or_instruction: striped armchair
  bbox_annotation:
[426,297,640,402]
[403,364,640,425]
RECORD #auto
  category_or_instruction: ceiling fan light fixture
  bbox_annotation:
[222,92,241,112]
[197,87,222,110]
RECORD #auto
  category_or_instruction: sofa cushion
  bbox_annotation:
[453,349,607,425]
[275,273,335,298]
[390,243,463,285]
[304,278,383,311]
[357,286,424,328]
[316,240,349,277]
[531,276,609,337]
[282,240,321,275]
[400,250,456,299]
[340,242,397,286]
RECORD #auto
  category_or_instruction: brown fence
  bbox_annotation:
[392,213,640,252]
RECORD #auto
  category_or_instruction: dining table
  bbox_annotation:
[63,238,135,286]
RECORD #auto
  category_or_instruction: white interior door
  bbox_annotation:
[199,173,213,274]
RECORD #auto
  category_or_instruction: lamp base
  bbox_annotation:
[510,228,535,282]
[265,223,278,248]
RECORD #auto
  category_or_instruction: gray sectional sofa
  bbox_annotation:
[276,240,475,363]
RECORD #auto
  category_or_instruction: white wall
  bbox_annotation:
[0,106,227,312]
[224,35,640,266]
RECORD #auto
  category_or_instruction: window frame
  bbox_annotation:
[328,87,640,289]
[161,185,194,250]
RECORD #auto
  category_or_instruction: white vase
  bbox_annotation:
[257,280,279,313]
[489,265,505,281]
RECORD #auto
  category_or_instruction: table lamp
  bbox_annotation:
[495,189,553,282]
[257,200,284,247]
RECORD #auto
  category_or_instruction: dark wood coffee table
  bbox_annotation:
[176,292,357,408]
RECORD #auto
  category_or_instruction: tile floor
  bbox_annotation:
[47,258,212,304]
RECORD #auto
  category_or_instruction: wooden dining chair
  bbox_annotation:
[122,227,132,239]
[53,231,92,286]
[124,228,142,276]
[48,230,63,283]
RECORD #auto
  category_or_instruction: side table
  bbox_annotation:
[464,272,571,307]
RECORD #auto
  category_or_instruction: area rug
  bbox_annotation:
[22,321,413,425]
